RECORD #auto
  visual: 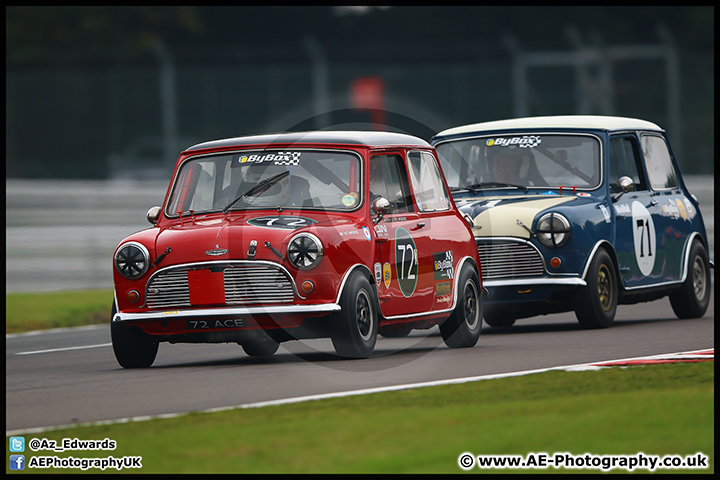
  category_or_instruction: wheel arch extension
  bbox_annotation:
[459,255,481,278]
[335,264,376,304]
[679,232,712,283]
[581,240,622,288]
[456,255,483,298]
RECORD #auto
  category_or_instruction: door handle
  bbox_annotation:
[412,222,426,230]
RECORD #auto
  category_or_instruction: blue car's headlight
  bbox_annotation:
[536,212,571,248]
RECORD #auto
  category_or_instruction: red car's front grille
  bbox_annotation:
[145,263,295,309]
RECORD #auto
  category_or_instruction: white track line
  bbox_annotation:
[15,343,112,355]
[6,324,105,339]
[6,348,712,436]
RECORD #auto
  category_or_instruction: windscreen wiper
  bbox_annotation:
[222,171,289,213]
[465,182,529,193]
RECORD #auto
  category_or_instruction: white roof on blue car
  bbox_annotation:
[435,115,663,138]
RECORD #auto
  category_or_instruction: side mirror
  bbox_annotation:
[612,176,634,202]
[146,206,161,225]
[371,197,390,224]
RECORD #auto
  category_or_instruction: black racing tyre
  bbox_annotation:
[379,329,411,338]
[574,248,618,329]
[483,304,517,328]
[111,302,159,368]
[241,335,280,357]
[440,265,482,348]
[331,272,378,359]
[669,240,711,319]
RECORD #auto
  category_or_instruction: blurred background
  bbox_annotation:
[6,6,714,292]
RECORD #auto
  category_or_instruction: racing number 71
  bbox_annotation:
[636,218,653,257]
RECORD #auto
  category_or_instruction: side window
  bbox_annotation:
[369,154,413,214]
[608,136,645,193]
[407,151,450,211]
[642,135,678,190]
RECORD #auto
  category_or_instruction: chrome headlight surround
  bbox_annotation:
[536,212,571,248]
[114,241,150,279]
[287,233,323,270]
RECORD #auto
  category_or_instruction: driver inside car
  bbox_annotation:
[488,149,546,187]
[240,164,291,207]
[492,152,522,184]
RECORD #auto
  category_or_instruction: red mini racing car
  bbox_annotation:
[112,131,482,368]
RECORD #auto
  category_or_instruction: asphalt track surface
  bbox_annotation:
[6,289,713,434]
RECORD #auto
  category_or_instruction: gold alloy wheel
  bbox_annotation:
[692,256,707,301]
[597,264,613,312]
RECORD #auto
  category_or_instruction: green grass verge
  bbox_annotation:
[5,289,112,334]
[6,362,713,474]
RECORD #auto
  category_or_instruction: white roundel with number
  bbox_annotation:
[631,201,656,276]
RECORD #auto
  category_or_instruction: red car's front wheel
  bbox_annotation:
[331,272,378,359]
[111,301,159,368]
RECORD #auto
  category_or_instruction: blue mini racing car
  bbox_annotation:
[432,115,712,328]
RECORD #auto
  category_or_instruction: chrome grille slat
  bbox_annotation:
[477,240,546,280]
[224,266,294,305]
[146,268,191,308]
[145,263,296,309]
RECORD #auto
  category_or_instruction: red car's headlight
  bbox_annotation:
[115,242,150,279]
[287,233,323,270]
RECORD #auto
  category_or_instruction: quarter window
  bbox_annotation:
[642,135,678,190]
[407,151,450,211]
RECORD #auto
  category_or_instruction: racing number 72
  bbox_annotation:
[636,218,653,258]
[397,243,416,280]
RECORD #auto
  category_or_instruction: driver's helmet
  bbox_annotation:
[242,164,291,206]
[486,146,533,182]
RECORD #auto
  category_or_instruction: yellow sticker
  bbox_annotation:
[383,262,391,289]
[341,193,358,207]
[676,199,687,220]
[436,280,451,296]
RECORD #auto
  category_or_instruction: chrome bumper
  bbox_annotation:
[113,303,341,322]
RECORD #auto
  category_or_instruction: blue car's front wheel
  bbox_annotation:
[574,248,618,329]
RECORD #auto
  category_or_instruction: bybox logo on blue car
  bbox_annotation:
[9,455,25,470]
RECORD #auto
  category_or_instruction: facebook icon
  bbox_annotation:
[10,455,25,470]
